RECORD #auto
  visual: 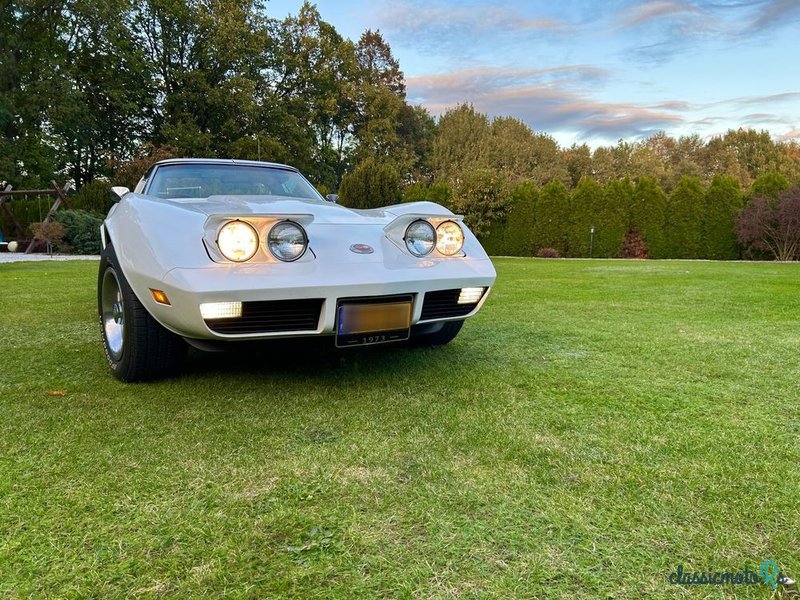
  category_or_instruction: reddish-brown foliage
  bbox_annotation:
[621,230,649,259]
[736,187,800,261]
[536,247,562,258]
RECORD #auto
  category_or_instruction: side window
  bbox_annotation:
[135,166,156,194]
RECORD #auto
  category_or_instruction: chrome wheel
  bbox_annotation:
[101,269,125,360]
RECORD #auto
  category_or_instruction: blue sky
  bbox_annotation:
[267,0,800,147]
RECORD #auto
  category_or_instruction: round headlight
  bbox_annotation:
[436,221,464,256]
[217,220,258,262]
[267,221,308,262]
[405,220,436,257]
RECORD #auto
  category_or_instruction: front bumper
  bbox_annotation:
[131,257,496,340]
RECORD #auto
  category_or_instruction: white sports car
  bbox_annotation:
[99,159,496,381]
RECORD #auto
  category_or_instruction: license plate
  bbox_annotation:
[336,299,412,347]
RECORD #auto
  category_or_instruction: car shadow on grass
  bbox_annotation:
[182,336,473,382]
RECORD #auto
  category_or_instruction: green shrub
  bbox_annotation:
[70,180,116,215]
[403,182,453,208]
[339,158,401,209]
[536,247,561,258]
[30,221,66,254]
[54,210,103,254]
[402,183,428,202]
[621,230,648,259]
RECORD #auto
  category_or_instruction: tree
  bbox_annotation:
[396,104,436,179]
[451,168,511,238]
[590,146,616,184]
[338,157,400,208]
[631,177,667,258]
[51,0,156,186]
[0,0,63,187]
[132,0,267,155]
[262,2,357,186]
[501,182,537,256]
[703,135,751,187]
[108,144,177,189]
[431,104,489,181]
[568,177,626,257]
[402,181,452,207]
[528,133,569,185]
[568,177,604,256]
[564,143,592,187]
[702,175,742,259]
[354,29,404,96]
[720,128,794,183]
[351,30,408,166]
[621,231,648,259]
[629,143,668,184]
[737,187,800,261]
[749,172,790,203]
[531,180,570,255]
[598,178,631,257]
[484,117,538,181]
[664,176,704,258]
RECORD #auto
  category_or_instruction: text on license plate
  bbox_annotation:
[337,302,412,335]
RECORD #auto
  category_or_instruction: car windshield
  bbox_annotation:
[147,164,324,200]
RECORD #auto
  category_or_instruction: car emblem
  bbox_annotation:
[349,243,374,254]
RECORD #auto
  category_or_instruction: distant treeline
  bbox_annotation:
[336,104,800,260]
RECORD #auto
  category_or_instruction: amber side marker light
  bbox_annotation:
[150,289,171,305]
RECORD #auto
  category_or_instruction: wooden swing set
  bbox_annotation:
[0,181,72,253]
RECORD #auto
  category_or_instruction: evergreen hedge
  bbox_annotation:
[531,180,570,255]
[664,176,704,258]
[399,170,783,259]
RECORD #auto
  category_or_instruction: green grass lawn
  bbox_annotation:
[1,258,798,598]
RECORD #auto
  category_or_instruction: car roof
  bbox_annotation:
[152,158,299,172]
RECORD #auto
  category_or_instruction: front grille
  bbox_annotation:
[420,288,483,321]
[205,298,323,334]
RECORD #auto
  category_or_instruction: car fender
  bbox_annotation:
[104,194,210,288]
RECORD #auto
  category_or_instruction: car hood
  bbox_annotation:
[151,194,451,225]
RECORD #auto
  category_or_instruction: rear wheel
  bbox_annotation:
[410,320,464,347]
[98,245,186,382]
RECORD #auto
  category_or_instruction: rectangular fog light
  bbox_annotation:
[457,287,485,304]
[200,301,243,320]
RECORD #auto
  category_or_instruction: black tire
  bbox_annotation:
[98,244,186,382]
[410,319,464,347]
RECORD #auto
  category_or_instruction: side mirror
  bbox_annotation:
[111,186,130,199]
[325,194,339,204]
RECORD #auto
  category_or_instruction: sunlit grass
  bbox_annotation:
[1,258,798,598]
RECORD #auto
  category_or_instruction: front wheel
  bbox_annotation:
[410,320,464,347]
[98,245,186,382]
